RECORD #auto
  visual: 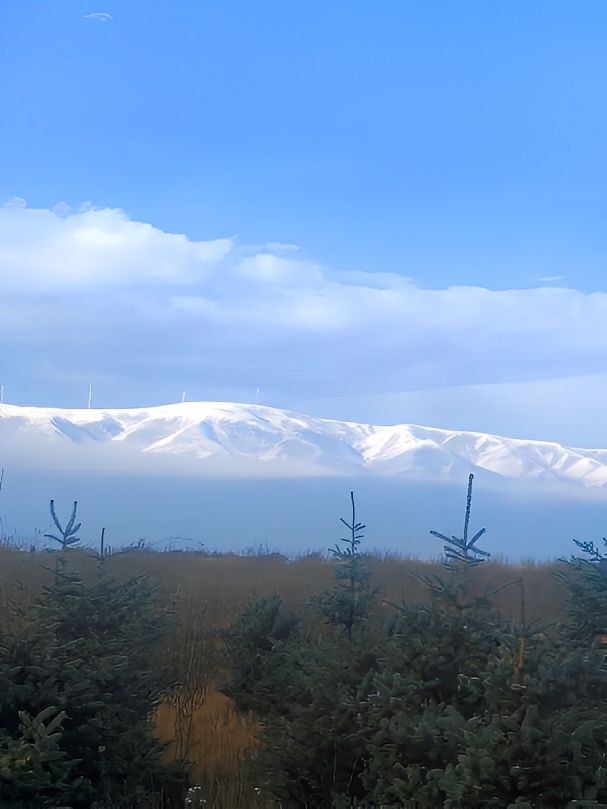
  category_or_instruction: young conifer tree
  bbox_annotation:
[0,499,185,808]
[38,562,181,807]
[557,535,607,642]
[310,490,378,639]
[223,492,379,807]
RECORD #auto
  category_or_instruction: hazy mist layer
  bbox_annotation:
[1,470,603,561]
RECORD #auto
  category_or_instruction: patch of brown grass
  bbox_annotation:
[156,690,259,808]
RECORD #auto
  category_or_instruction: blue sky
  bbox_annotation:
[2,1,607,445]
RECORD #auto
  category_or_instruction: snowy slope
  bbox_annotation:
[2,401,607,488]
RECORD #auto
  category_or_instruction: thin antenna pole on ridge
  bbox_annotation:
[87,384,93,409]
[181,391,186,403]
[256,385,260,404]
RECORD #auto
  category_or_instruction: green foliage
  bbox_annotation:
[0,554,184,807]
[223,590,380,806]
[358,607,607,806]
[556,536,607,642]
[221,479,607,807]
[44,561,181,806]
[0,705,77,808]
[353,497,607,807]
[223,593,299,716]
[252,635,374,808]
[310,491,378,638]
[0,620,89,806]
[223,492,382,806]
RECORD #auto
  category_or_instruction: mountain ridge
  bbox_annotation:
[1,401,607,490]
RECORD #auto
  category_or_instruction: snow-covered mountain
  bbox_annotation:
[2,401,607,490]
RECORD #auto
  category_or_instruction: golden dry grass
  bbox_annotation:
[0,544,567,624]
[156,690,260,808]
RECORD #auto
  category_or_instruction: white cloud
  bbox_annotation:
[538,274,565,283]
[2,200,607,445]
[0,202,232,290]
[237,253,324,286]
[264,242,300,252]
[83,12,112,22]
[52,201,71,217]
[5,196,26,208]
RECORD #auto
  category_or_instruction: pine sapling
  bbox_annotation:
[556,534,607,643]
[44,500,82,551]
[410,474,492,611]
[430,473,489,572]
[311,491,378,639]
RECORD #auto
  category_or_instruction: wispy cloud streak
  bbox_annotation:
[83,12,112,22]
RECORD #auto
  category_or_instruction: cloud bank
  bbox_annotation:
[1,199,605,444]
[0,202,231,290]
